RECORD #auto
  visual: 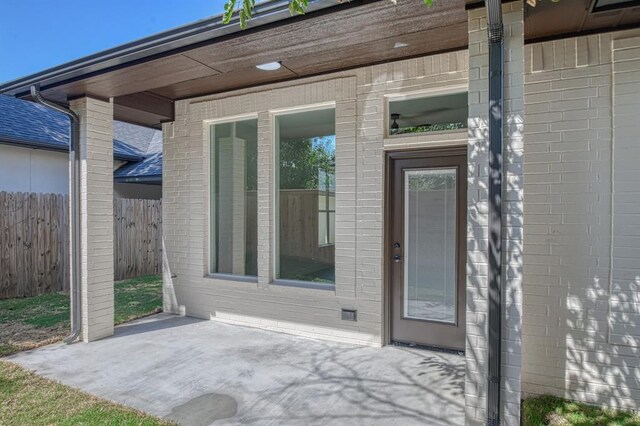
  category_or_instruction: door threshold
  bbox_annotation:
[391,340,464,356]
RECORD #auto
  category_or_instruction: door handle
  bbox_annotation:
[392,242,402,263]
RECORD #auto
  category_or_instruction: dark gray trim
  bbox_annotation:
[114,152,145,162]
[206,273,258,284]
[0,0,344,98]
[114,174,162,184]
[0,136,68,153]
[465,0,518,11]
[592,0,640,13]
[485,0,504,424]
[270,279,336,291]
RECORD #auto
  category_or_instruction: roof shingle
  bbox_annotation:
[0,95,162,181]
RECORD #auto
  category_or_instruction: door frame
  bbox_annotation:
[383,146,468,347]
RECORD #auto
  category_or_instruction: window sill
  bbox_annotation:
[271,279,335,291]
[318,243,335,248]
[206,273,258,284]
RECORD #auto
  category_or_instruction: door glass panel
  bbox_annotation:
[404,168,457,323]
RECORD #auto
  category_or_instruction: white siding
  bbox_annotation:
[0,144,69,194]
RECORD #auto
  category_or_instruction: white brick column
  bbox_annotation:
[467,3,524,425]
[70,96,115,342]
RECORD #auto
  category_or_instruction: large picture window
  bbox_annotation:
[210,118,258,276]
[275,108,336,284]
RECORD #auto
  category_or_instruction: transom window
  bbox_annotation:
[388,92,468,136]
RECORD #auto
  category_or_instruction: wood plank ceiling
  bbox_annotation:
[39,0,468,126]
[25,0,640,127]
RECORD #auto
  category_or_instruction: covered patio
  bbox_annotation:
[7,314,464,425]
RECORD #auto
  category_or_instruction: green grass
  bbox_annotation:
[0,361,173,426]
[523,395,640,426]
[0,292,70,329]
[0,275,162,357]
[114,275,163,325]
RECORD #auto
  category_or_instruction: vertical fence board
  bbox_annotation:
[113,197,162,281]
[0,192,162,299]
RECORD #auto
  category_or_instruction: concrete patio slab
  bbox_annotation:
[7,313,464,425]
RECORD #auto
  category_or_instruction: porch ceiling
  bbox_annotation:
[2,0,469,128]
[2,0,639,128]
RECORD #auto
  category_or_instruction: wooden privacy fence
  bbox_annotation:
[0,192,69,299]
[113,198,163,281]
[0,192,162,299]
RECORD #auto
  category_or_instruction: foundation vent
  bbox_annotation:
[341,309,357,322]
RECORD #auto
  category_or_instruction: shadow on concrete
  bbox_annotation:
[112,314,204,338]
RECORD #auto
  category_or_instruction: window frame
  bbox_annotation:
[270,101,337,289]
[317,169,335,247]
[384,85,469,139]
[205,113,259,280]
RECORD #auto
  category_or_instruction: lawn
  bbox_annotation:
[0,361,173,426]
[0,275,162,357]
[524,395,640,426]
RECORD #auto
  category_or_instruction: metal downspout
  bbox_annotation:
[30,85,81,344]
[484,0,504,425]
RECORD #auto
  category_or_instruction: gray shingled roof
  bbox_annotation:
[114,127,162,183]
[0,95,162,182]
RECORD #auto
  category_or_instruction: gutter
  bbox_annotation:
[0,136,68,153]
[30,85,82,344]
[484,0,504,425]
[0,0,343,98]
[114,175,162,184]
[114,152,145,162]
[0,136,143,162]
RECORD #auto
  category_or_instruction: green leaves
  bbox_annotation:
[222,0,256,29]
[222,0,434,29]
[289,0,309,16]
[221,0,236,24]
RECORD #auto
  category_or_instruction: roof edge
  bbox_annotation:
[0,136,68,153]
[114,152,145,162]
[0,135,145,162]
[0,0,345,98]
[114,175,162,184]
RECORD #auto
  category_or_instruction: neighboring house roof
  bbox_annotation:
[113,124,162,184]
[0,94,69,151]
[0,95,142,161]
[0,95,162,182]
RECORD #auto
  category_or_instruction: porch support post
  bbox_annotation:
[69,96,115,342]
[466,2,524,425]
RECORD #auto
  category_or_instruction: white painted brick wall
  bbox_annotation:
[467,3,524,425]
[70,97,114,342]
[522,30,640,411]
[163,52,469,349]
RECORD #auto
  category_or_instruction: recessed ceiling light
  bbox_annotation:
[256,61,281,71]
[393,42,409,49]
